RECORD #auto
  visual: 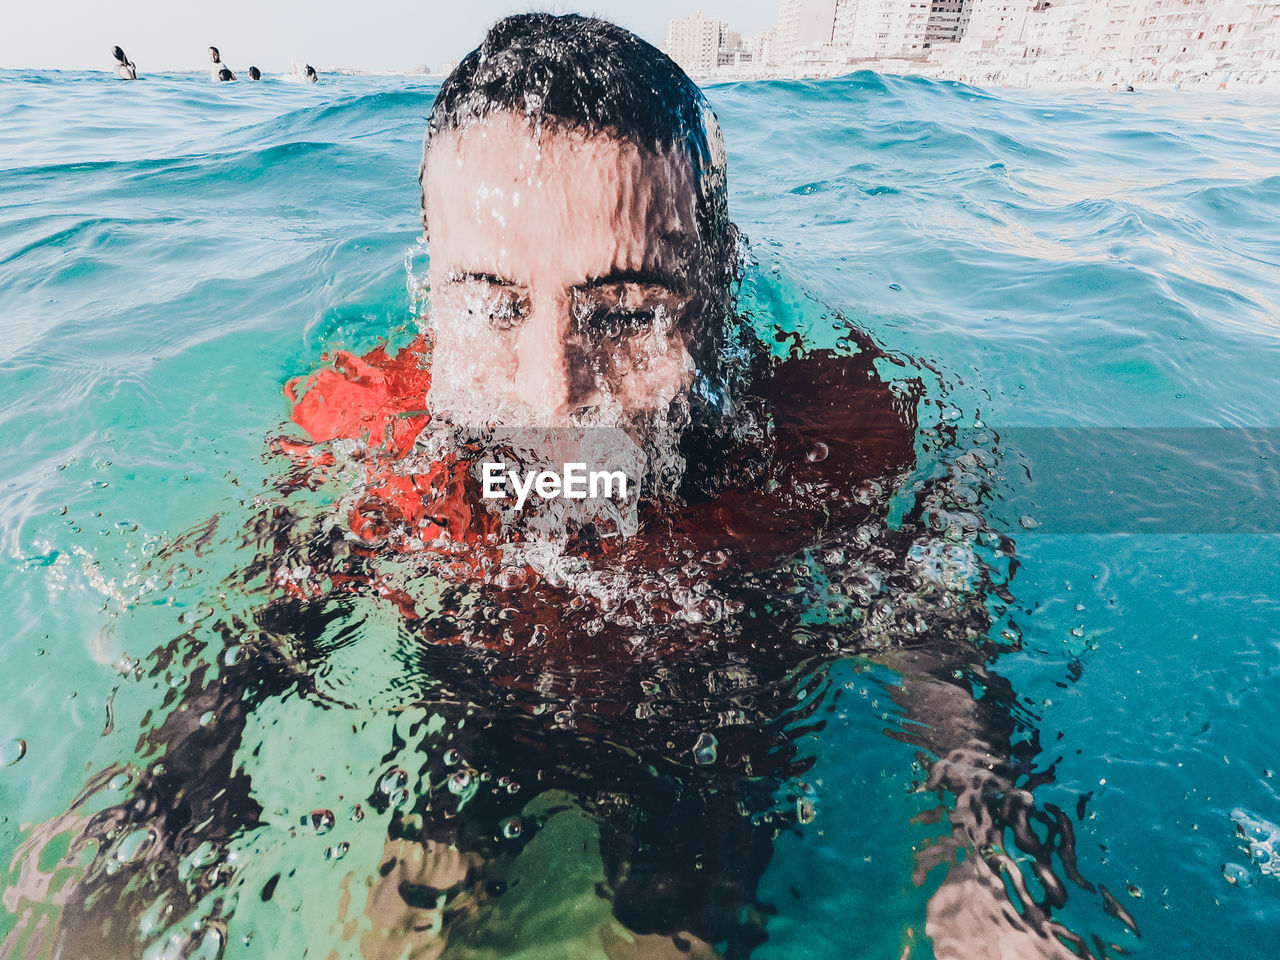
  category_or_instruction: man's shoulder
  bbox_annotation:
[288,335,432,447]
[766,345,915,435]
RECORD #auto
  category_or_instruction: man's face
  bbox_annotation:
[422,111,710,428]
[209,49,219,63]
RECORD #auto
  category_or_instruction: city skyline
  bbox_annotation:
[664,0,1280,82]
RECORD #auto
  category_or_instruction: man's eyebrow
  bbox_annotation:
[447,270,520,286]
[578,268,683,290]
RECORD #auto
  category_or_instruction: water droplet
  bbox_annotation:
[796,798,816,825]
[115,827,155,863]
[805,442,829,463]
[349,803,365,822]
[380,768,409,797]
[501,816,522,839]
[187,926,224,960]
[447,770,473,795]
[1019,515,1040,530]
[692,732,718,766]
[221,645,244,666]
[1223,862,1251,885]
[325,842,350,861]
[308,809,335,835]
[198,711,215,727]
[443,749,460,766]
[888,282,902,291]
[2,739,27,766]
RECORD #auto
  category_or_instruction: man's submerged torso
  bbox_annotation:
[279,329,918,673]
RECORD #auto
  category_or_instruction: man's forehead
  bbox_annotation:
[424,111,703,284]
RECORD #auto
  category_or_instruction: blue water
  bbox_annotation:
[2,69,1279,959]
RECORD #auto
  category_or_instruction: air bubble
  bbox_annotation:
[805,442,829,463]
[692,732,718,765]
[2,739,27,766]
[308,809,336,835]
[796,799,816,825]
[380,768,409,797]
[325,842,350,861]
[1223,862,1251,885]
[115,827,155,863]
[501,817,522,839]
[495,566,528,589]
[447,769,474,795]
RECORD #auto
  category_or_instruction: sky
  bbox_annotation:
[0,1,780,73]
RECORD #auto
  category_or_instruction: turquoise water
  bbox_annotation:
[2,69,1279,958]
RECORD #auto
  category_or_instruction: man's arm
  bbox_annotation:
[876,643,1112,960]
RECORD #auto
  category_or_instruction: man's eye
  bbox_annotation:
[581,308,655,337]
[571,286,667,337]
[466,288,528,330]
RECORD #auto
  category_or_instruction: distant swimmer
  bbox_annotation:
[287,59,319,83]
[209,46,236,81]
[111,46,137,80]
[248,66,262,80]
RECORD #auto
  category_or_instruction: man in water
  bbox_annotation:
[209,46,235,81]
[285,14,1099,960]
[111,45,136,80]
[9,15,1106,960]
[247,65,262,81]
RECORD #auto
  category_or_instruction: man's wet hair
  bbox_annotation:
[112,46,128,64]
[420,14,731,276]
[209,46,220,60]
[248,66,262,80]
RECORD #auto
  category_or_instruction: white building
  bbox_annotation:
[962,0,1280,64]
[664,11,729,74]
[831,1,967,59]
[958,0,1033,56]
[1131,0,1280,64]
[927,0,973,47]
[776,0,839,62]
[745,26,780,66]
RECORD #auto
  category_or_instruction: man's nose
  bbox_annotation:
[513,292,594,420]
